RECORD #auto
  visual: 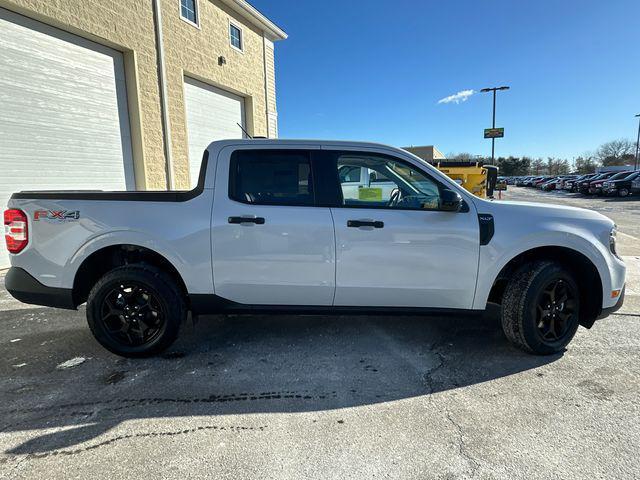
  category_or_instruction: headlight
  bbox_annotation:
[610,226,619,257]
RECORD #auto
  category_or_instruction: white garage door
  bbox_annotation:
[0,8,134,268]
[184,77,246,188]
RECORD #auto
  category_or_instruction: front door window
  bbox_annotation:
[336,154,441,210]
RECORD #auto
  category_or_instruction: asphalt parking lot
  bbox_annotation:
[1,187,639,480]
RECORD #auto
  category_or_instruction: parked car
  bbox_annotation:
[541,178,560,191]
[516,176,533,187]
[589,172,624,195]
[4,140,626,357]
[534,176,555,188]
[541,176,575,191]
[577,174,603,194]
[556,175,579,190]
[603,171,640,197]
[632,173,640,195]
[525,176,544,187]
[565,174,596,192]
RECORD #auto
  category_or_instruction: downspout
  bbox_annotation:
[152,0,175,190]
[262,34,270,138]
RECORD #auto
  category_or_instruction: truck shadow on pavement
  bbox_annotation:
[0,305,560,458]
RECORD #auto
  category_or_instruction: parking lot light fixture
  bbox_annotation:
[481,86,511,165]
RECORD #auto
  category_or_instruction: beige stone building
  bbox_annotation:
[0,0,287,196]
[403,146,446,163]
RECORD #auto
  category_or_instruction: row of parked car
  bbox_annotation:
[505,170,640,197]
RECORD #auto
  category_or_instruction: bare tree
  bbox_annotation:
[531,158,545,175]
[574,155,598,174]
[545,157,571,175]
[596,139,635,166]
[446,152,475,161]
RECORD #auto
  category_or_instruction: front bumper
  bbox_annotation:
[5,267,75,310]
[597,286,625,320]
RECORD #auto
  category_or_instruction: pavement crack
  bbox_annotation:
[422,330,481,478]
[0,453,28,478]
[422,349,445,399]
[444,409,480,478]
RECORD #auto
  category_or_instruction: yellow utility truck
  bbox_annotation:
[434,162,499,199]
[403,146,499,198]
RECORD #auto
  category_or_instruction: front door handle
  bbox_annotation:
[347,220,384,228]
[228,216,266,225]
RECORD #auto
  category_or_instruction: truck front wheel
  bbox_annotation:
[501,261,580,355]
[86,265,186,357]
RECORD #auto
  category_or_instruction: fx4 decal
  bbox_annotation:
[34,210,80,222]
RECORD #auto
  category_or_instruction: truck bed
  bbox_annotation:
[10,151,210,202]
[10,189,201,202]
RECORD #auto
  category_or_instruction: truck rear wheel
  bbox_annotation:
[501,261,580,355]
[86,265,186,357]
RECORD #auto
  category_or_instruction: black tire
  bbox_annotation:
[501,261,580,355]
[619,188,629,197]
[86,265,186,357]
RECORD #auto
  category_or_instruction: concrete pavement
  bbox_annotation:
[0,187,638,479]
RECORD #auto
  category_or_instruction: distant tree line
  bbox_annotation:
[446,138,637,176]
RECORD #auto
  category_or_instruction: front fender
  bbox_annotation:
[473,230,613,310]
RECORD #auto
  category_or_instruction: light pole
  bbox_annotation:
[635,114,640,171]
[480,86,510,164]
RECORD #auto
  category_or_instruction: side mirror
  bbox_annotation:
[440,189,463,212]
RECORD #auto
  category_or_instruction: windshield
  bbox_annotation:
[608,171,632,180]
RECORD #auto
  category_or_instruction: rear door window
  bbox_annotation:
[229,150,314,206]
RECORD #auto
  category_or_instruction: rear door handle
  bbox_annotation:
[228,216,266,225]
[347,220,384,228]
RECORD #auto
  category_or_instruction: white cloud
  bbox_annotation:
[438,89,475,104]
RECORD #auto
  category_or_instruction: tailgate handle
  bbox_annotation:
[228,216,266,225]
[347,220,384,228]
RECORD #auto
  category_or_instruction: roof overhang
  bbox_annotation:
[220,0,288,41]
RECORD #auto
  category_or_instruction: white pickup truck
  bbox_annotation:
[4,140,626,357]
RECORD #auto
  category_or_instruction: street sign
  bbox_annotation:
[484,128,504,139]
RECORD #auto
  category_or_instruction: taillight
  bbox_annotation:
[4,209,28,254]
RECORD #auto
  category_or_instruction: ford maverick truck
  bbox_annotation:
[4,140,626,357]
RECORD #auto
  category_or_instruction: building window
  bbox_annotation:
[180,0,198,25]
[230,23,243,51]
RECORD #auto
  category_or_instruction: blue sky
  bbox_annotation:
[251,0,639,159]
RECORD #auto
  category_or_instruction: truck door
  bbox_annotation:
[211,147,336,305]
[325,149,480,309]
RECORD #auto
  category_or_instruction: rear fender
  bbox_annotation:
[62,231,213,295]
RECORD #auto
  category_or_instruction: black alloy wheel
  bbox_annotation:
[501,261,581,355]
[101,282,165,347]
[87,265,185,357]
[535,279,577,343]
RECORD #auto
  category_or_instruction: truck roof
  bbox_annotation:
[205,138,413,155]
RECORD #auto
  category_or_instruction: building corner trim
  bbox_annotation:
[152,0,175,190]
